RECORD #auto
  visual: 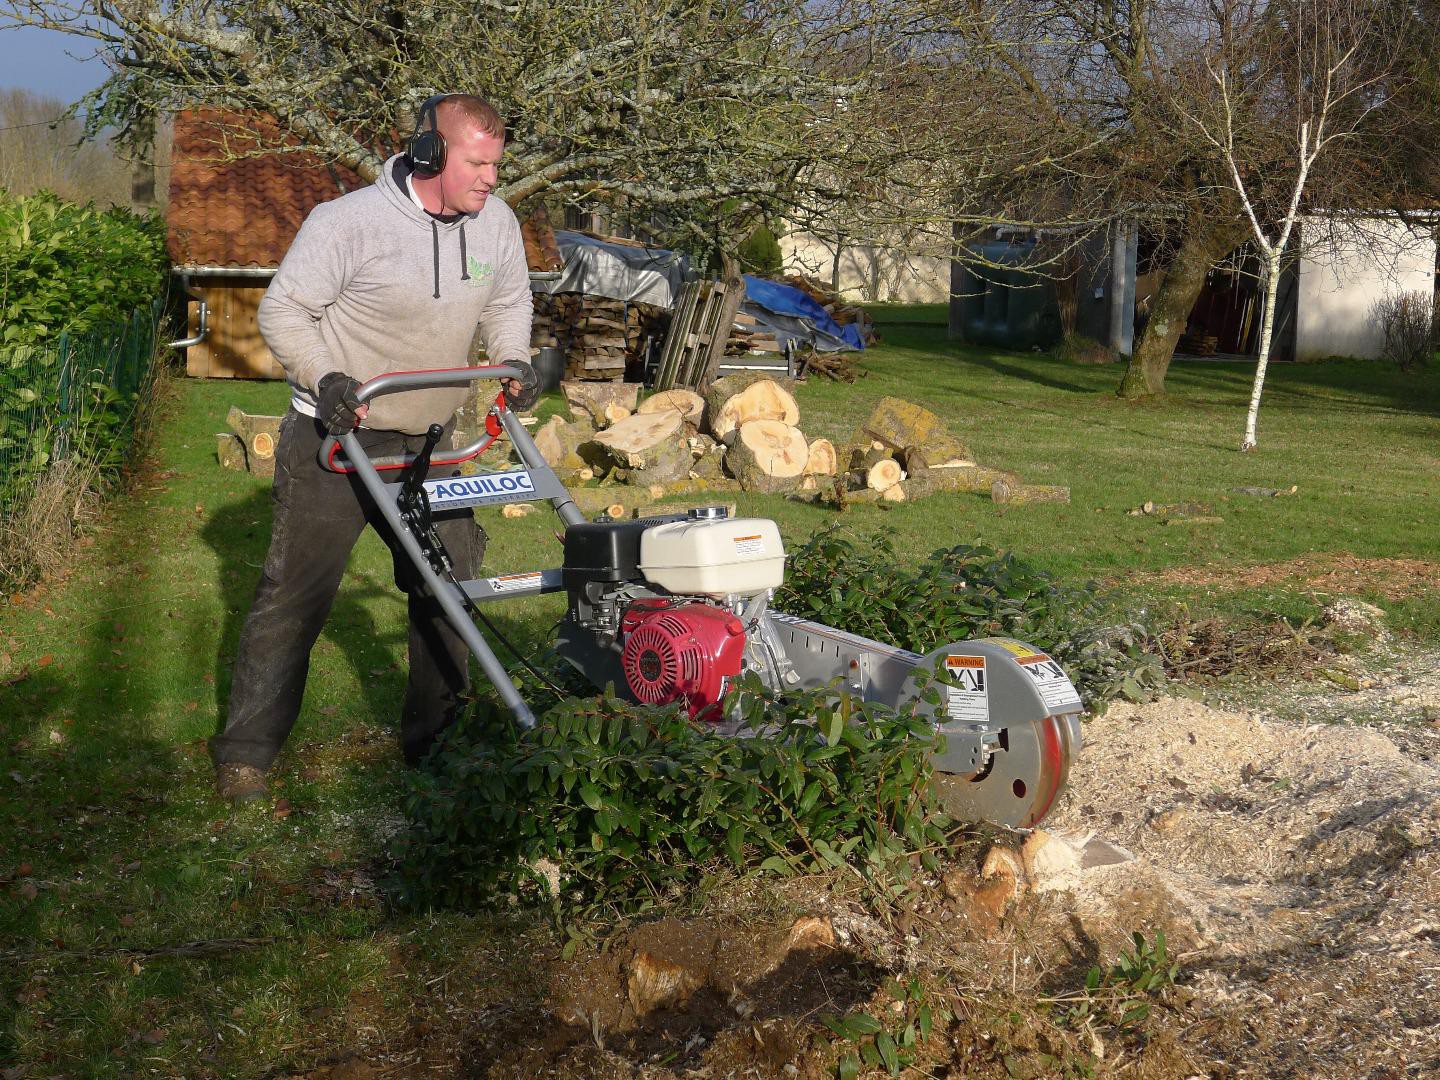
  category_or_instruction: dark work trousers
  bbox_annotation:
[212,409,485,770]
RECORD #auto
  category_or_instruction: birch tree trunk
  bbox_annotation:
[1241,251,1283,451]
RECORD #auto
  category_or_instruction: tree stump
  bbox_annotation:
[724,420,809,493]
[222,407,282,477]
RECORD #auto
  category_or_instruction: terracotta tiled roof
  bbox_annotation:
[167,109,565,273]
[167,110,360,269]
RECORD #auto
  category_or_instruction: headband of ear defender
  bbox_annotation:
[408,94,453,175]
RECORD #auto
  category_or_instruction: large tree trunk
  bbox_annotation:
[1117,218,1248,399]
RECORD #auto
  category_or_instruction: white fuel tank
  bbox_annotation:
[639,518,786,597]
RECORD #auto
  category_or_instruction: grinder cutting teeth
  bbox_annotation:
[322,366,1084,830]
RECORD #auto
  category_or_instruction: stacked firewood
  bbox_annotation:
[531,293,667,381]
[725,311,783,356]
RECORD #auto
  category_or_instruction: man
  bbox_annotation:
[212,94,538,803]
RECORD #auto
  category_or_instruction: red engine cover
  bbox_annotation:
[620,600,747,720]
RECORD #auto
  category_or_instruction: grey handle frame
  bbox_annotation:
[320,366,587,731]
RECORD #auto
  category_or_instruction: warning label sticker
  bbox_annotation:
[486,571,544,594]
[1016,654,1083,710]
[983,637,1043,658]
[943,655,989,724]
[733,533,766,556]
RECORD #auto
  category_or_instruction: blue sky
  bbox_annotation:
[0,24,110,106]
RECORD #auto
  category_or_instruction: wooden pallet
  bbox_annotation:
[652,276,746,391]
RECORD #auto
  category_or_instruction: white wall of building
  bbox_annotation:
[1294,216,1436,360]
[779,229,949,303]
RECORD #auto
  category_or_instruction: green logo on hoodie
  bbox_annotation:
[466,256,494,285]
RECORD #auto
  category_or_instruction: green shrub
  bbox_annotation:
[395,676,950,918]
[738,222,784,277]
[0,190,167,346]
[777,525,1164,709]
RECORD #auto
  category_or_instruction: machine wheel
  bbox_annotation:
[930,713,1078,829]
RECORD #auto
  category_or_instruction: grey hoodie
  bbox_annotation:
[257,154,533,434]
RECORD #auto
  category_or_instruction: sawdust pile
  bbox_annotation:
[1048,691,1440,1077]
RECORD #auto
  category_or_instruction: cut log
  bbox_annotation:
[703,374,800,443]
[801,438,838,476]
[216,432,249,473]
[992,481,1071,506]
[724,420,809,493]
[866,458,904,492]
[927,465,1021,494]
[532,415,597,473]
[637,389,705,426]
[881,482,907,502]
[225,407,281,474]
[501,502,538,518]
[588,410,690,484]
[861,396,945,450]
[562,380,639,422]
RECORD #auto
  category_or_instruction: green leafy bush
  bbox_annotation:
[395,676,950,917]
[777,525,1164,709]
[0,190,167,345]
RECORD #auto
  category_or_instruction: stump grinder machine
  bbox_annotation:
[323,367,1084,828]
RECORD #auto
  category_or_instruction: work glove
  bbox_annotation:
[316,372,365,435]
[502,360,541,412]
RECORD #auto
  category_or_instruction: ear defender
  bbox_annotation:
[407,94,452,174]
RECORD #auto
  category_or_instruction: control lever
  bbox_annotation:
[397,424,452,576]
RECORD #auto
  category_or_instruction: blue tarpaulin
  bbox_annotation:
[742,275,865,352]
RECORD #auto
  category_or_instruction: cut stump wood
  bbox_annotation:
[588,411,690,484]
[861,396,945,450]
[637,389,705,426]
[703,374,799,443]
[866,458,904,492]
[724,420,809,493]
[992,481,1071,506]
[222,408,282,476]
[562,380,640,423]
[802,438,838,476]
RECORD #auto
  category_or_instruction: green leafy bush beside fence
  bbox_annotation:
[0,189,169,585]
[0,189,167,346]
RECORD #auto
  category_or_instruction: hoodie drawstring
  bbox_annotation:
[459,222,470,282]
[430,219,441,300]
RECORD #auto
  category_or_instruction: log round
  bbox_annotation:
[637,389,705,425]
[724,420,810,493]
[865,458,904,492]
[706,378,800,443]
[589,410,691,484]
[801,438,838,476]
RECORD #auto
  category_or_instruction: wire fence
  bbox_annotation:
[0,301,166,518]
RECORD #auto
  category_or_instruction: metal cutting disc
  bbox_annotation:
[930,713,1078,829]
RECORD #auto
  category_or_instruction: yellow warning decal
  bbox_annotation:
[982,637,1043,658]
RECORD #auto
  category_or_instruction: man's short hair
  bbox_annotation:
[437,95,506,142]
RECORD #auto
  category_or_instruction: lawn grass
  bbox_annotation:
[2,321,1438,1076]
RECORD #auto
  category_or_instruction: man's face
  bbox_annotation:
[439,125,504,214]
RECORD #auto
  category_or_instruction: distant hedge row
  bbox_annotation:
[0,189,167,347]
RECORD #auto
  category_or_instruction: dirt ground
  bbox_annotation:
[300,616,1440,1080]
